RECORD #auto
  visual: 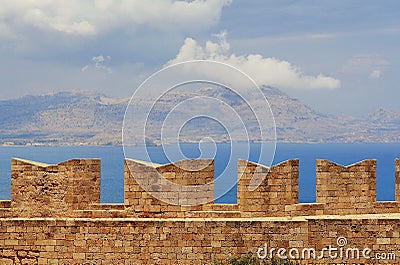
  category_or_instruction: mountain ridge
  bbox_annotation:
[0,87,399,145]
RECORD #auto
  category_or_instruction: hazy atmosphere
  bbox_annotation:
[2,4,400,264]
[0,0,399,116]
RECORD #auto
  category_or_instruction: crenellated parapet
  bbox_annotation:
[316,159,377,215]
[1,157,400,218]
[238,159,298,217]
[124,158,214,217]
[10,158,100,217]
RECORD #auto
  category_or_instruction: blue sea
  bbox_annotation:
[0,143,399,203]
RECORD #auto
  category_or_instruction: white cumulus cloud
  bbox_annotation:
[0,0,231,36]
[82,55,112,73]
[167,32,341,90]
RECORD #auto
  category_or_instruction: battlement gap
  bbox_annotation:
[0,157,399,219]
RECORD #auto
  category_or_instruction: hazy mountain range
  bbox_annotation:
[0,87,399,146]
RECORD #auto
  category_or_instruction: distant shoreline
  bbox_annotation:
[2,141,400,147]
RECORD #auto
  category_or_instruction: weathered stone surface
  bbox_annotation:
[1,158,400,263]
[10,158,100,217]
[238,159,298,217]
[0,216,399,264]
[316,159,377,215]
[4,157,400,218]
[124,159,214,216]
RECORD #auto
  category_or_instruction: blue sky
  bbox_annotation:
[0,0,399,116]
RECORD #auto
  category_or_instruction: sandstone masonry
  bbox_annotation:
[0,157,400,264]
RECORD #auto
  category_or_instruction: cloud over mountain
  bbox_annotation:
[168,32,341,90]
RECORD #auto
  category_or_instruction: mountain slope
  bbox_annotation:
[0,87,399,145]
[0,91,127,145]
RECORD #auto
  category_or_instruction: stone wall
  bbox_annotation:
[1,157,400,264]
[124,159,214,217]
[5,157,400,218]
[316,159,377,215]
[10,158,100,218]
[238,160,298,217]
[0,216,399,264]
